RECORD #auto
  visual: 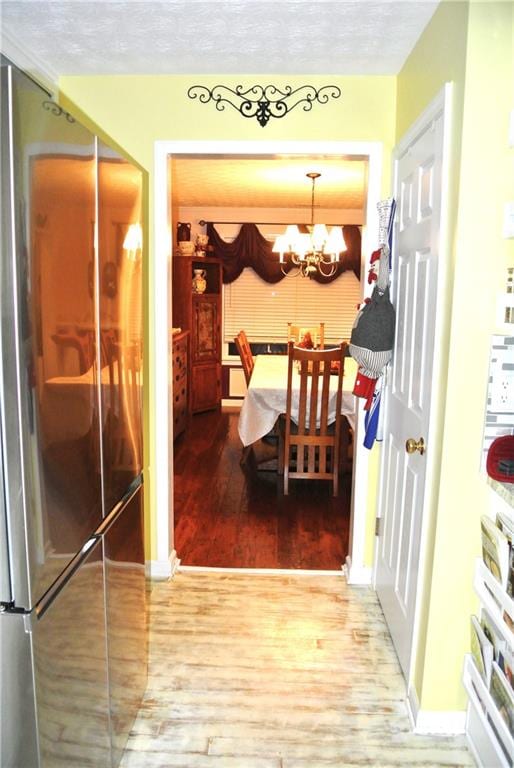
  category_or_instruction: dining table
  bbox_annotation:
[238,353,357,448]
[42,363,142,444]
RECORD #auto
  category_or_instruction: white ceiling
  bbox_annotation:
[1,1,439,212]
[171,156,367,210]
[1,1,440,77]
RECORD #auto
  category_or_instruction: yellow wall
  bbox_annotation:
[396,0,469,139]
[58,74,397,561]
[397,0,514,712]
[421,0,514,712]
[58,4,514,716]
[59,75,397,170]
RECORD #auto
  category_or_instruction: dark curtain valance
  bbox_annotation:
[207,223,361,284]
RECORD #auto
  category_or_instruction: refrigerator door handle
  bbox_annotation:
[96,474,142,538]
[34,536,99,621]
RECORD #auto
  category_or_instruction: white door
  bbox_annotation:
[375,86,451,679]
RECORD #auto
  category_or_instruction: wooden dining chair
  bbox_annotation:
[287,322,325,349]
[234,330,254,386]
[281,340,346,496]
[104,339,143,484]
[51,329,95,374]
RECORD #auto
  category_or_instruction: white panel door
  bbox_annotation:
[376,88,450,679]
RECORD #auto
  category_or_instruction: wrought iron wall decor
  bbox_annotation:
[42,100,75,123]
[187,84,341,127]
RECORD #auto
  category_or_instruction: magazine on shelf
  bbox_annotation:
[496,506,514,536]
[503,607,514,634]
[508,547,514,600]
[496,509,514,598]
[471,614,494,684]
[481,515,510,589]
[489,661,514,736]
[484,607,514,692]
[481,608,506,665]
[500,643,513,691]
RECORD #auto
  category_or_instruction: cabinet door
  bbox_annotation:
[172,333,189,439]
[192,362,221,413]
[192,296,220,364]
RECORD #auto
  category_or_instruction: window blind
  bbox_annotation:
[223,268,361,344]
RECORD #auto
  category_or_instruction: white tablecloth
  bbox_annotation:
[238,354,357,447]
[43,365,141,443]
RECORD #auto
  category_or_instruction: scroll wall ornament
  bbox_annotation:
[187,84,342,127]
[42,100,75,123]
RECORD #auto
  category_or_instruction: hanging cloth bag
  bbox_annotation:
[349,244,395,393]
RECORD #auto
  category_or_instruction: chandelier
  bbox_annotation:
[272,172,345,278]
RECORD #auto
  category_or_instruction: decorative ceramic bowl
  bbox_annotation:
[178,241,195,256]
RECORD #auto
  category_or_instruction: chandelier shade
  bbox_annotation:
[272,172,345,278]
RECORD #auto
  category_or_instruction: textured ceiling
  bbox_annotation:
[171,156,367,210]
[1,1,440,77]
[1,1,438,212]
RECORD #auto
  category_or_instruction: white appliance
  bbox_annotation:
[0,58,146,768]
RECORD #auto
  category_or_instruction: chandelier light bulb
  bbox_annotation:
[325,226,345,256]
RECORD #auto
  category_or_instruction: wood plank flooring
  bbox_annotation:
[173,410,351,570]
[120,571,473,768]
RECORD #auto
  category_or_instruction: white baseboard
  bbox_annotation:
[221,398,243,410]
[146,549,180,580]
[178,565,345,576]
[407,685,466,735]
[345,555,372,585]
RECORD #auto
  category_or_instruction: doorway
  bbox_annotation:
[153,140,383,581]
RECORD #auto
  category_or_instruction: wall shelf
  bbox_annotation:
[473,558,514,648]
[464,558,514,767]
[463,655,513,768]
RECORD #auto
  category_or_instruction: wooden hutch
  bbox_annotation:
[170,329,190,440]
[172,255,222,413]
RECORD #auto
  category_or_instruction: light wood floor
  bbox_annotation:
[120,571,473,768]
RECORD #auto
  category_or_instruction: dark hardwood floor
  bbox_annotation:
[173,409,352,570]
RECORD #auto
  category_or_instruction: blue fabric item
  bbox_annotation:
[364,388,381,449]
[363,198,396,450]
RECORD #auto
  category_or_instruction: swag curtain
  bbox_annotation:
[206,223,361,285]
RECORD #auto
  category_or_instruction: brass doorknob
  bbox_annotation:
[406,437,425,455]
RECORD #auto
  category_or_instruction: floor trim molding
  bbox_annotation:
[407,685,466,735]
[221,399,243,410]
[345,555,372,585]
[178,565,346,576]
[146,550,180,580]
[1,28,58,92]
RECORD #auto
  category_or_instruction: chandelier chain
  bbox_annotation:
[311,176,315,228]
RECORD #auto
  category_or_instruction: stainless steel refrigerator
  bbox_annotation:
[0,58,147,767]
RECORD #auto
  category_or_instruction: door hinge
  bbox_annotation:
[375,517,382,537]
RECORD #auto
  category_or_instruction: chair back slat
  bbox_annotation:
[234,330,254,385]
[283,340,347,496]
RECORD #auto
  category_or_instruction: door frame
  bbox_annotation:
[374,84,454,704]
[153,139,383,581]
